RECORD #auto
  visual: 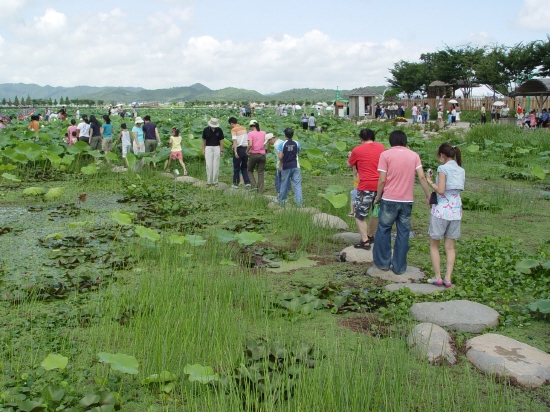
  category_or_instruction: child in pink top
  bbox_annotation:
[246,120,267,192]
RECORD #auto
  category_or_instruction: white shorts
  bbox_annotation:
[122,144,131,158]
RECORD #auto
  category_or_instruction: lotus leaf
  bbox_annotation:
[135,225,160,242]
[515,259,541,274]
[98,352,139,374]
[111,211,134,226]
[183,364,219,383]
[69,221,91,228]
[467,145,479,153]
[2,172,21,182]
[299,158,312,170]
[334,141,346,151]
[81,163,98,175]
[47,144,65,155]
[141,370,177,385]
[41,353,68,371]
[0,163,16,171]
[184,234,207,246]
[60,154,75,165]
[168,234,186,244]
[126,153,137,169]
[104,152,119,161]
[530,165,546,180]
[16,400,45,412]
[306,148,324,159]
[44,187,64,199]
[234,231,267,245]
[23,187,45,195]
[42,385,66,402]
[319,192,348,209]
[528,299,550,314]
[215,229,236,243]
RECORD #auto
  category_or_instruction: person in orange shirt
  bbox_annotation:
[28,115,39,133]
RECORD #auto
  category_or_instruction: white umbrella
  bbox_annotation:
[448,99,458,104]
[316,102,323,106]
[322,102,328,107]
[492,101,505,107]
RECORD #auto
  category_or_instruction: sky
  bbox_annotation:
[0,0,548,93]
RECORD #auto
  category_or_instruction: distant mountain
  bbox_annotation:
[0,83,387,104]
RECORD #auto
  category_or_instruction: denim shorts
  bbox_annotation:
[353,190,376,220]
[428,215,461,240]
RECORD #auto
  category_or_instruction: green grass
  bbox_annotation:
[1,116,550,411]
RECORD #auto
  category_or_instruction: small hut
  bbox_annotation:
[348,88,379,118]
[511,78,550,110]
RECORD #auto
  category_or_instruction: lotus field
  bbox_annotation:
[0,107,549,411]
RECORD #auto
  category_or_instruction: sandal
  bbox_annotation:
[354,239,371,250]
[347,212,354,217]
[428,278,443,286]
[184,170,188,176]
[443,281,453,288]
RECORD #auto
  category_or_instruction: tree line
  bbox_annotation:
[0,95,104,107]
[387,39,550,98]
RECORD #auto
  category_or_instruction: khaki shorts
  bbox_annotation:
[102,138,113,152]
[428,215,461,240]
[89,136,102,151]
[145,140,158,153]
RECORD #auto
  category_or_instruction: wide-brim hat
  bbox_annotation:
[249,119,258,126]
[208,118,219,128]
[134,116,144,124]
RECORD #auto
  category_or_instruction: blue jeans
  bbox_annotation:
[232,147,250,185]
[275,170,282,194]
[373,200,413,274]
[278,168,303,206]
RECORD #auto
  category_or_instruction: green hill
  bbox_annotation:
[0,83,387,104]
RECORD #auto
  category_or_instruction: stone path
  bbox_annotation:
[384,283,448,294]
[466,333,550,388]
[409,300,499,333]
[338,246,373,263]
[312,213,349,231]
[366,265,425,283]
[408,323,456,365]
[331,232,362,244]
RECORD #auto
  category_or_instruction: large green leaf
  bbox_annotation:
[334,141,346,151]
[135,225,160,242]
[105,152,119,161]
[141,370,177,385]
[169,234,187,244]
[215,229,236,243]
[318,192,348,209]
[126,153,137,169]
[60,154,75,166]
[81,163,98,175]
[111,210,133,226]
[23,187,45,195]
[44,187,64,200]
[467,145,479,153]
[184,234,207,246]
[16,400,45,412]
[98,352,139,375]
[42,385,66,402]
[299,158,312,171]
[234,231,267,245]
[47,144,65,155]
[528,299,550,314]
[530,165,546,180]
[2,172,21,182]
[515,259,540,274]
[41,353,69,371]
[306,148,324,159]
[325,185,347,194]
[183,364,219,383]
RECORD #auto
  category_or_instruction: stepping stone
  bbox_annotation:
[193,181,229,190]
[223,188,256,199]
[409,300,499,333]
[267,202,281,209]
[366,265,425,283]
[408,323,456,365]
[466,334,550,388]
[111,166,127,173]
[338,246,373,263]
[264,195,278,202]
[176,176,200,183]
[159,172,174,178]
[331,232,362,244]
[274,206,320,215]
[384,283,447,294]
[312,213,349,231]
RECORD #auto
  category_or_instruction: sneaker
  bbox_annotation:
[428,278,444,286]
[231,184,239,189]
[245,184,251,188]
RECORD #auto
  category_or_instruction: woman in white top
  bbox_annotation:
[76,115,91,143]
[426,144,465,288]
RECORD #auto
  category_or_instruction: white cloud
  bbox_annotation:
[0,6,423,93]
[516,0,550,30]
[34,8,67,33]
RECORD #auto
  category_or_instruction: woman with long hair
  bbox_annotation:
[89,115,102,152]
[426,144,465,288]
[101,114,113,157]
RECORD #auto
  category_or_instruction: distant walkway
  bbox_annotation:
[357,118,472,131]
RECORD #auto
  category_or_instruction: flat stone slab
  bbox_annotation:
[223,188,256,198]
[384,283,447,294]
[312,213,349,231]
[410,300,499,333]
[367,265,425,283]
[338,246,373,263]
[331,232,362,244]
[176,176,200,183]
[466,334,550,388]
[159,172,174,178]
[111,166,128,173]
[193,181,229,190]
[264,195,278,202]
[408,323,456,364]
[267,202,281,209]
[274,207,320,215]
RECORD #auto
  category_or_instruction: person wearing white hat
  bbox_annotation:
[132,117,145,154]
[202,118,225,185]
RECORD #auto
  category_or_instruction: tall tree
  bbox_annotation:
[387,60,429,97]
[59,97,65,105]
[14,96,20,106]
[475,46,510,96]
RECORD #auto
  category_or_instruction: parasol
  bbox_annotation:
[448,99,458,104]
[0,114,12,124]
[492,101,505,107]
[17,108,36,120]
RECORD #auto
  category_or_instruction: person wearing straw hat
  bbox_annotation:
[202,118,225,185]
